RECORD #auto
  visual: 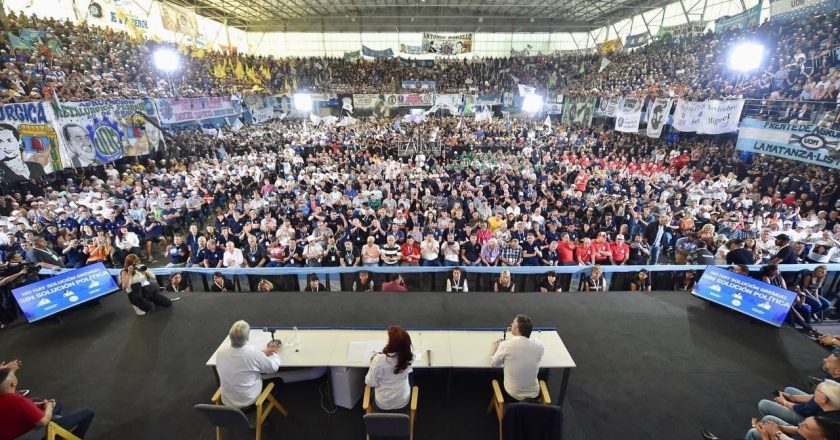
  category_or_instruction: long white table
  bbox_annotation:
[206,327,576,408]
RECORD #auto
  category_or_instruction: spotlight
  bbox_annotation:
[152,48,181,73]
[294,93,313,113]
[728,42,765,72]
[522,94,544,113]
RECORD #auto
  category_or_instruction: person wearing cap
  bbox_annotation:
[0,366,95,439]
[770,234,799,266]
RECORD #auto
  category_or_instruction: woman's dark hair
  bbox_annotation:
[383,325,414,374]
[814,415,840,439]
[760,264,779,277]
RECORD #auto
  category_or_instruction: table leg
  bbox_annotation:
[558,368,571,407]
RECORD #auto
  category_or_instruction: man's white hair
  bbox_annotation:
[229,320,250,348]
[818,379,840,409]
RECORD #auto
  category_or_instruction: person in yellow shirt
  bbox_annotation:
[488,213,506,232]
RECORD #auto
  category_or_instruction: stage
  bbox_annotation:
[0,291,829,439]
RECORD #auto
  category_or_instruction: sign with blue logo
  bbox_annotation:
[692,265,797,327]
[12,263,119,323]
[736,118,840,169]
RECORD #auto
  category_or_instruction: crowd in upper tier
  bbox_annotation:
[1,9,839,103]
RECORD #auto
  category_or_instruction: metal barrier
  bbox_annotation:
[40,263,840,293]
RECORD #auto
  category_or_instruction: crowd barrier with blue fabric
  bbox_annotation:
[36,263,840,293]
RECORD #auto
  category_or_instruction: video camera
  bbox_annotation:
[0,259,41,278]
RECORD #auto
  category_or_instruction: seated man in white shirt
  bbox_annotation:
[216,320,281,409]
[490,314,544,402]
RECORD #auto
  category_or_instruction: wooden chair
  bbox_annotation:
[194,383,288,440]
[487,379,551,440]
[362,385,419,440]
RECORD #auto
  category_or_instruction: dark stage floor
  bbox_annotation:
[0,291,830,440]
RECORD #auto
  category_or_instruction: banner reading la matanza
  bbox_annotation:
[736,118,840,169]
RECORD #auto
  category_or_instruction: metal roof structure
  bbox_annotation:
[164,0,675,32]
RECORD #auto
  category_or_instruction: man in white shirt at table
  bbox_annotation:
[490,314,544,402]
[216,320,281,409]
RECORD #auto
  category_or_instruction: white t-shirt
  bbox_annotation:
[365,353,413,410]
[490,335,544,400]
[216,345,281,408]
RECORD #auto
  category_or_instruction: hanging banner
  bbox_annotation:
[614,97,643,133]
[398,57,435,68]
[362,45,394,58]
[399,44,423,55]
[715,3,761,32]
[735,118,840,169]
[338,94,354,116]
[475,94,502,106]
[352,94,396,117]
[250,106,275,124]
[401,81,437,91]
[422,33,473,55]
[395,94,434,107]
[624,32,650,48]
[159,2,199,36]
[561,96,597,128]
[672,100,705,132]
[646,98,674,138]
[595,97,619,117]
[343,50,361,61]
[0,102,64,182]
[53,99,163,164]
[698,99,744,134]
[154,96,243,125]
[656,22,707,40]
[769,0,840,19]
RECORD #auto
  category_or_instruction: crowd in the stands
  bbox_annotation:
[2,9,840,105]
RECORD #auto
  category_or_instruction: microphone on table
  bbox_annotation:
[262,327,277,343]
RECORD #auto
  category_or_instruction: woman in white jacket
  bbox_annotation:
[365,326,414,411]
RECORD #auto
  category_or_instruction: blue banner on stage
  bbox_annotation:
[692,266,797,327]
[13,262,119,322]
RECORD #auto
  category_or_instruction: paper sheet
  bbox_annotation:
[347,340,386,363]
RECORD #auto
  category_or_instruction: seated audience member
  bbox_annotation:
[446,267,469,292]
[0,367,95,439]
[215,321,280,409]
[493,270,515,292]
[210,271,235,293]
[761,264,818,336]
[798,265,832,319]
[689,241,715,265]
[539,271,562,292]
[303,274,327,292]
[118,254,172,315]
[746,379,840,440]
[166,272,191,292]
[582,265,607,292]
[731,264,751,276]
[352,270,375,292]
[675,270,697,291]
[629,269,651,292]
[381,274,408,292]
[726,239,755,265]
[256,279,275,292]
[365,326,414,411]
[490,314,544,402]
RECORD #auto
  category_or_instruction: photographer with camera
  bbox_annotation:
[118,254,172,316]
[0,257,40,329]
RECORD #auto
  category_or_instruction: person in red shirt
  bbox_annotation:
[575,238,594,265]
[0,364,94,440]
[400,237,422,265]
[381,273,408,292]
[609,234,630,265]
[557,233,577,265]
[590,232,612,265]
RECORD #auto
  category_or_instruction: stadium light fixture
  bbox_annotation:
[522,94,544,114]
[728,42,765,72]
[294,93,313,113]
[152,48,181,73]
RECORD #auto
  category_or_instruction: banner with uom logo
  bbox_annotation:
[51,99,163,166]
[736,118,840,169]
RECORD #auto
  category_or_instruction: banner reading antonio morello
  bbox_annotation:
[736,118,840,169]
[692,265,797,327]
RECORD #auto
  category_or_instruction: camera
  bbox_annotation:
[135,264,148,272]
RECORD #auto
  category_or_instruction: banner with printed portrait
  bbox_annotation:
[154,96,243,125]
[159,2,199,36]
[595,97,619,117]
[715,3,761,33]
[399,44,423,55]
[422,33,473,55]
[0,102,65,182]
[561,96,597,128]
[698,99,744,134]
[352,94,396,117]
[646,98,673,138]
[624,32,650,49]
[52,99,163,166]
[614,97,644,132]
[736,118,840,169]
[338,94,354,117]
[672,100,705,132]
